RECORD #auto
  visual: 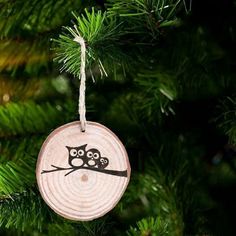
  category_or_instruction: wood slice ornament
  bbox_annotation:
[36,35,131,221]
[36,121,130,221]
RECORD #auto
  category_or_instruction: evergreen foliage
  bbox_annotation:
[0,0,236,235]
[0,101,75,136]
[216,96,236,144]
[127,217,168,236]
[0,190,49,231]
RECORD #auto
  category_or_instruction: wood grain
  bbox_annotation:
[36,121,131,221]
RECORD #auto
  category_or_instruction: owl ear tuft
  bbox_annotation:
[79,144,87,149]
[65,146,71,150]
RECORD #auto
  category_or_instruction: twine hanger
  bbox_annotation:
[73,35,86,132]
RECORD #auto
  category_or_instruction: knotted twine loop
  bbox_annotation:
[73,35,86,132]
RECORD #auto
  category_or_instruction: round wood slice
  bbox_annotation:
[36,121,131,221]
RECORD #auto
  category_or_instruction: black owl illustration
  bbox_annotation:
[42,144,127,177]
[85,148,101,167]
[66,144,87,167]
[97,157,109,169]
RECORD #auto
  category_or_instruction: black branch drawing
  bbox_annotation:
[41,165,128,177]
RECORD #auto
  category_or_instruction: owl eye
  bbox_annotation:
[93,153,99,159]
[78,149,84,156]
[70,149,77,157]
[104,159,108,163]
[100,158,104,163]
[87,151,93,158]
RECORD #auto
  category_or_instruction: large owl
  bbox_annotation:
[66,144,87,167]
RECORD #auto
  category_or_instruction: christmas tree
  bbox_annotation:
[1,0,236,235]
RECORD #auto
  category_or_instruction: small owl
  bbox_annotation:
[97,157,109,169]
[66,144,87,167]
[86,148,101,167]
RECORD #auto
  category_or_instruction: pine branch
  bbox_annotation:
[0,38,51,73]
[133,69,177,120]
[215,96,236,144]
[0,156,36,197]
[0,136,45,197]
[119,170,184,235]
[0,100,75,137]
[103,70,177,129]
[0,188,109,234]
[107,0,185,37]
[127,217,169,236]
[0,0,86,37]
[115,134,208,234]
[152,27,236,100]
[55,2,186,78]
[46,223,77,236]
[0,136,43,164]
[0,190,54,231]
[55,8,125,78]
[0,75,72,105]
